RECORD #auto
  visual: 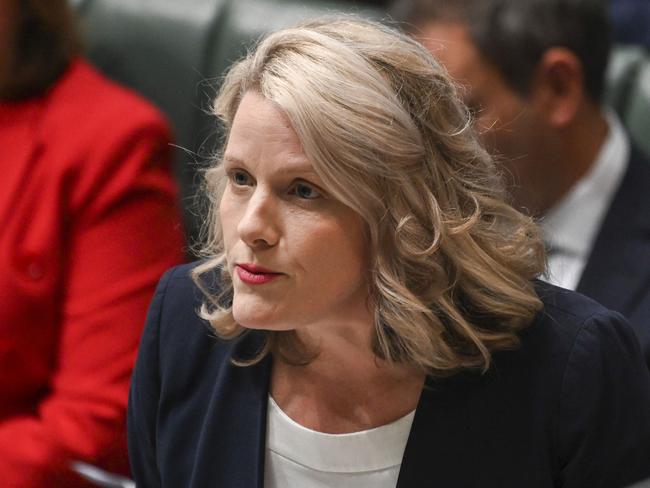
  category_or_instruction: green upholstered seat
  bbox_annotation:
[605,45,650,157]
[623,59,650,157]
[74,0,380,248]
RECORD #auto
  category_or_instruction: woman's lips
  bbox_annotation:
[235,264,283,285]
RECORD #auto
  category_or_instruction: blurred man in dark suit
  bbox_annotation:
[392,0,650,368]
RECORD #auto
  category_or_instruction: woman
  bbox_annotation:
[128,18,650,487]
[1,0,184,485]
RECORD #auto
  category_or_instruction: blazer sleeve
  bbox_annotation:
[556,310,650,488]
[128,268,177,487]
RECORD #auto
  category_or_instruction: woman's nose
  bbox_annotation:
[237,189,280,249]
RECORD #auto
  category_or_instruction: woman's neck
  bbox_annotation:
[270,326,425,434]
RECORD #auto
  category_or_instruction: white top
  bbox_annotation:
[540,111,629,290]
[264,396,415,488]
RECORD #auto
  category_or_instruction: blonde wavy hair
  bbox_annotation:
[192,16,545,377]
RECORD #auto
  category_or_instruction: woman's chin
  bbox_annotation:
[232,307,286,331]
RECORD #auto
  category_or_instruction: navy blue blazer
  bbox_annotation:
[128,263,650,487]
[577,148,650,369]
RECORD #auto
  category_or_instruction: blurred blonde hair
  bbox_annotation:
[193,16,545,377]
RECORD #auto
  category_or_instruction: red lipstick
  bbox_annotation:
[236,264,283,285]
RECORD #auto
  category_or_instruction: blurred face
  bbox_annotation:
[0,0,17,88]
[418,22,552,214]
[220,91,371,332]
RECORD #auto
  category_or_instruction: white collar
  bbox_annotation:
[266,395,414,473]
[540,111,629,259]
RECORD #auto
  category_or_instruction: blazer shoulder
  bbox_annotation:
[533,280,620,333]
[157,261,210,311]
[517,281,643,371]
[540,283,650,485]
[150,262,265,387]
[152,262,235,382]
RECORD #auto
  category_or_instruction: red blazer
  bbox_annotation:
[0,58,185,486]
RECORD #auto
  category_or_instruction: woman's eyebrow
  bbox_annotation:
[222,155,246,166]
[223,155,319,176]
[282,154,319,176]
[283,165,319,176]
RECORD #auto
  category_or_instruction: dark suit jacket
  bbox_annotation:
[577,148,650,368]
[128,263,650,487]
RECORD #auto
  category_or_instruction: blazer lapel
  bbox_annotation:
[395,381,440,488]
[577,149,650,316]
[191,333,271,488]
[395,375,479,487]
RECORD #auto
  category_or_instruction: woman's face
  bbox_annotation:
[220,91,371,333]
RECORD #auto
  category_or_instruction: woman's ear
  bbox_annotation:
[529,47,584,128]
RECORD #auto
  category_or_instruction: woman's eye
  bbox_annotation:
[290,182,321,200]
[229,170,252,186]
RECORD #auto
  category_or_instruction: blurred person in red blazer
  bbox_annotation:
[0,0,185,485]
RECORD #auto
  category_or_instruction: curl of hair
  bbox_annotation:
[192,16,545,377]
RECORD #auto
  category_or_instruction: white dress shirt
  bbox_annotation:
[264,396,415,488]
[540,111,629,290]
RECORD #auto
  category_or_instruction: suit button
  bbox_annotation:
[26,261,44,280]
